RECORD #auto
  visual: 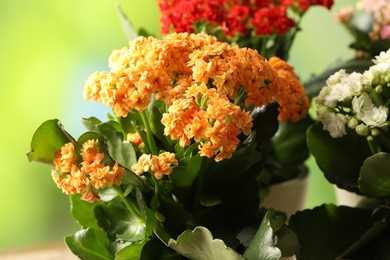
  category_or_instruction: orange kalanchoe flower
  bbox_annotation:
[51,140,124,203]
[83,33,309,162]
[131,152,178,179]
[269,57,310,122]
[127,132,143,147]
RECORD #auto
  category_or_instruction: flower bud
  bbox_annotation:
[347,118,358,129]
[356,124,370,136]
[385,75,390,83]
[367,135,374,142]
[375,85,383,93]
[371,128,380,137]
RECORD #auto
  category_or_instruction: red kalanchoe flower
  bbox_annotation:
[296,0,334,11]
[223,4,252,37]
[249,6,295,35]
[159,0,225,34]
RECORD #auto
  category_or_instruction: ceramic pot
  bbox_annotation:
[334,187,365,207]
[261,169,309,217]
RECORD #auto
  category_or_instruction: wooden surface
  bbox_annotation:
[0,243,78,260]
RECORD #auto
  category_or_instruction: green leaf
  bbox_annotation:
[167,226,244,260]
[359,152,390,197]
[335,215,387,259]
[98,187,119,202]
[141,236,180,259]
[27,119,74,165]
[115,242,145,260]
[65,228,113,260]
[209,142,263,181]
[69,194,100,229]
[94,200,147,243]
[243,210,283,260]
[307,123,371,192]
[271,116,314,167]
[115,0,138,41]
[169,154,203,188]
[97,123,138,169]
[81,116,102,132]
[289,204,376,260]
[149,101,170,148]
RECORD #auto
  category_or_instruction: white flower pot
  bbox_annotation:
[334,186,365,207]
[261,169,309,217]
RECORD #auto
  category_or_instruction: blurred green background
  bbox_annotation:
[0,0,357,251]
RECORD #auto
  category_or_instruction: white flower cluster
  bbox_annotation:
[316,49,390,138]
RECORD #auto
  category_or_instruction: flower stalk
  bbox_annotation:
[140,110,158,155]
[113,185,143,220]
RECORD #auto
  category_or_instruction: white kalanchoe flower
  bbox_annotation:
[362,50,390,86]
[373,49,390,65]
[369,62,390,76]
[322,111,348,138]
[318,69,363,108]
[361,69,373,86]
[348,72,364,94]
[315,86,333,107]
[316,104,330,120]
[352,93,389,128]
[326,69,348,85]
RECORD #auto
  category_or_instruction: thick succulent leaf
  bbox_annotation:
[359,152,390,197]
[27,119,74,165]
[81,116,102,132]
[307,123,371,192]
[289,204,378,260]
[167,226,244,260]
[65,228,113,260]
[69,194,100,229]
[336,214,388,259]
[115,242,145,260]
[94,200,147,243]
[169,154,203,188]
[243,210,283,260]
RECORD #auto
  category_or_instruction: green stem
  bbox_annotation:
[140,110,158,155]
[113,185,142,219]
[367,138,382,155]
[192,157,209,215]
[378,131,390,152]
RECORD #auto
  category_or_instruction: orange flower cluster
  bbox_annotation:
[51,140,124,203]
[131,152,178,179]
[269,57,310,122]
[83,33,308,161]
[161,87,253,161]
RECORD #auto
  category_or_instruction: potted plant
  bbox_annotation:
[303,0,390,206]
[285,47,390,259]
[157,0,334,215]
[27,32,309,259]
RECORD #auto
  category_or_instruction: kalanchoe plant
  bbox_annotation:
[158,0,334,194]
[27,33,308,259]
[308,49,390,196]
[288,50,390,260]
